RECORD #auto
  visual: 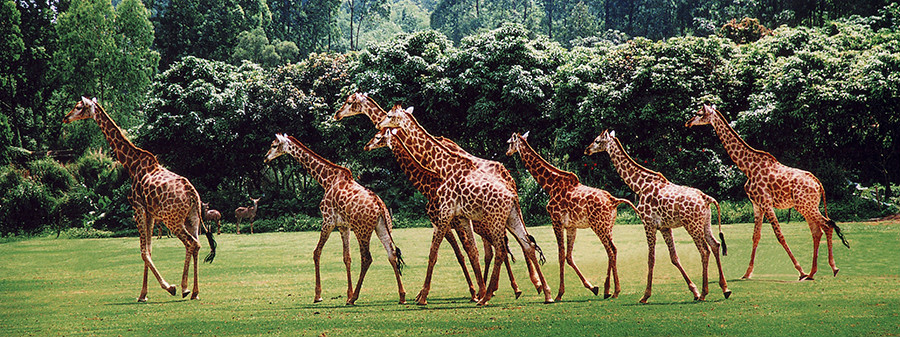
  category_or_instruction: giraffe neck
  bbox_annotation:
[362,100,388,126]
[92,104,159,179]
[396,113,475,178]
[709,111,777,173]
[392,130,441,199]
[284,136,352,188]
[515,136,578,195]
[607,137,668,195]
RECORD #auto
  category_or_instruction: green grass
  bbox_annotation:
[1,221,898,336]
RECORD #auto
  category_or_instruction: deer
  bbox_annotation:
[235,197,260,234]
[202,202,223,235]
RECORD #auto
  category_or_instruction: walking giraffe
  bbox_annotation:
[336,92,536,296]
[687,105,848,280]
[586,130,730,303]
[366,127,523,300]
[63,97,216,302]
[377,106,552,305]
[264,134,406,305]
[507,131,637,301]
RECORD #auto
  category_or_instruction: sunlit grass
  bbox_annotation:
[0,221,898,336]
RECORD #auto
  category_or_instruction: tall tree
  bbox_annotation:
[112,0,159,123]
[0,0,25,105]
[53,0,117,103]
[346,0,390,50]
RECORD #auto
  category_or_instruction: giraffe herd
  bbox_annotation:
[64,94,848,305]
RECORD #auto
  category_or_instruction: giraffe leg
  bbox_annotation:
[445,228,476,301]
[764,207,807,280]
[506,208,552,302]
[824,225,838,276]
[595,229,619,299]
[640,224,657,304]
[139,217,177,298]
[216,220,220,235]
[500,236,522,299]
[338,227,354,302]
[312,221,335,303]
[477,235,506,306]
[348,232,372,305]
[481,235,493,285]
[552,222,566,302]
[742,202,765,279]
[374,218,406,304]
[236,219,241,234]
[564,227,597,297]
[660,228,700,301]
[459,220,487,301]
[416,225,450,305]
[704,221,730,298]
[136,210,152,302]
[690,230,711,301]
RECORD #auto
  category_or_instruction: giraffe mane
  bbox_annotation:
[713,110,778,163]
[402,110,473,165]
[612,136,669,184]
[518,133,579,186]
[394,129,440,178]
[285,135,354,179]
[93,100,160,169]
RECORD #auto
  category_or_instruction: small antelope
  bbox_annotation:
[202,202,223,235]
[235,198,260,234]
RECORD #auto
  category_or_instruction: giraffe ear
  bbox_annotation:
[405,106,414,114]
[609,130,616,138]
[522,131,529,140]
[81,96,92,105]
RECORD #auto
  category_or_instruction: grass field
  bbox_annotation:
[1,220,898,336]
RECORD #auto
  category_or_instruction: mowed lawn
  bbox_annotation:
[1,220,898,336]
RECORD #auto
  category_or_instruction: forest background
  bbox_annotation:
[1,0,899,237]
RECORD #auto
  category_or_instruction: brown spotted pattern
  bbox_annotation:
[338,92,537,298]
[264,134,406,305]
[687,105,845,280]
[586,130,730,303]
[63,97,215,302]
[507,132,637,301]
[376,106,553,305]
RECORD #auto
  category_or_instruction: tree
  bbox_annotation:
[52,0,117,112]
[346,0,390,50]
[112,0,159,123]
[0,0,25,105]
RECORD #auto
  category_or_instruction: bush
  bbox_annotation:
[0,167,55,236]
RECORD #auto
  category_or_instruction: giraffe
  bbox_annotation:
[63,97,216,302]
[264,133,406,305]
[201,202,222,235]
[686,105,849,280]
[376,105,552,305]
[234,198,259,234]
[585,130,730,303]
[336,92,539,294]
[507,131,638,301]
[365,127,523,300]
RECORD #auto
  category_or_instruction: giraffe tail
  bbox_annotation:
[379,197,404,274]
[827,219,850,249]
[613,197,639,217]
[704,195,727,256]
[198,204,217,263]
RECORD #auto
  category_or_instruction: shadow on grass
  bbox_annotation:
[105,298,191,306]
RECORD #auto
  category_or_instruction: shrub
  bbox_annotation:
[0,168,55,236]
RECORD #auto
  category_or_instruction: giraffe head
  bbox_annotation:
[63,97,99,123]
[505,131,529,156]
[685,104,717,128]
[264,133,291,163]
[334,92,371,121]
[584,130,615,156]
[375,105,413,130]
[364,127,398,151]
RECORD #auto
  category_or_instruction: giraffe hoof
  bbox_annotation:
[603,293,611,299]
[724,290,732,299]
[833,268,839,277]
[514,291,522,299]
[182,290,191,298]
[591,286,600,296]
[313,297,323,303]
[544,298,555,304]
[166,286,177,296]
[137,297,148,303]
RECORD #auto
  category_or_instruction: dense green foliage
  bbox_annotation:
[2,1,899,236]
